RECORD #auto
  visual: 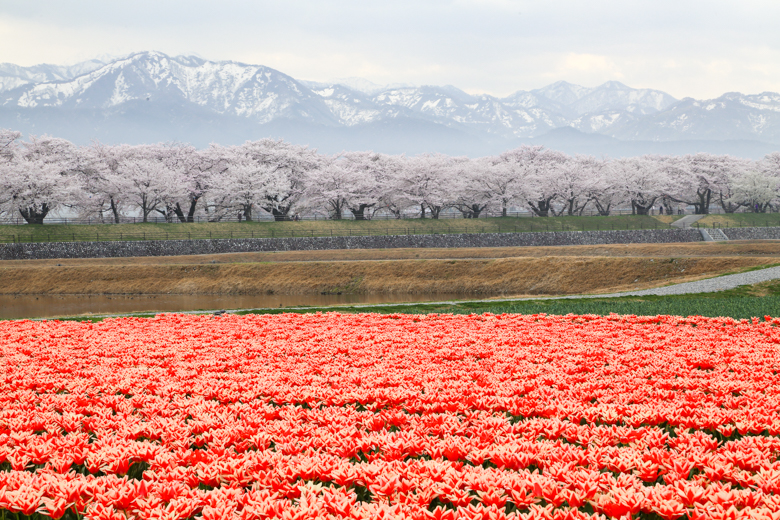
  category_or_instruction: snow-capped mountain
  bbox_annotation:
[608,92,780,143]
[0,51,778,158]
[2,52,340,126]
[0,58,107,93]
[542,80,676,116]
[300,77,416,96]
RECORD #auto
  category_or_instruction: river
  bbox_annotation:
[0,292,467,320]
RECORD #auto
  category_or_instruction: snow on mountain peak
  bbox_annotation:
[1,51,780,151]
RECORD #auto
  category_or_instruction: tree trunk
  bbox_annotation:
[154,206,175,223]
[272,207,292,221]
[173,196,200,223]
[350,203,372,220]
[694,189,711,215]
[110,197,121,224]
[420,204,426,219]
[330,201,343,220]
[173,203,187,223]
[663,198,675,215]
[528,198,554,217]
[141,195,152,223]
[470,204,485,218]
[19,204,49,225]
[632,199,656,215]
[593,199,611,216]
[242,203,253,222]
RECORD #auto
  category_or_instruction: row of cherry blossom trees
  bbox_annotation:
[1,129,779,224]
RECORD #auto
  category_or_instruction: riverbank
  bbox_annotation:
[1,254,775,297]
[4,241,779,319]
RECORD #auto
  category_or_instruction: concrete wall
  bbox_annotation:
[0,228,704,260]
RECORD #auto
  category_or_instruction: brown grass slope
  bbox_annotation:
[0,256,774,297]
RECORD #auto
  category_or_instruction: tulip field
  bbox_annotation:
[3,312,780,520]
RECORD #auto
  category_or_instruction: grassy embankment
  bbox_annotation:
[238,278,780,319]
[235,279,780,321]
[1,242,778,297]
[0,215,679,243]
[698,213,780,228]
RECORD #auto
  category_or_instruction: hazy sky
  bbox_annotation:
[1,0,779,99]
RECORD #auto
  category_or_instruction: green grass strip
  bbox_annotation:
[0,215,679,243]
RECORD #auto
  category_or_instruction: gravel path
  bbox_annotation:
[671,214,705,229]
[569,265,780,299]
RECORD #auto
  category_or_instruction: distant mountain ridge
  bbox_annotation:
[0,51,778,158]
[0,58,107,94]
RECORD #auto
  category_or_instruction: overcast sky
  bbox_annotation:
[1,0,779,99]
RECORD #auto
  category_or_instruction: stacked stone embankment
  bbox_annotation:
[722,228,780,241]
[0,228,704,260]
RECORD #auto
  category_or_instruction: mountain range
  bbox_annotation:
[0,51,778,158]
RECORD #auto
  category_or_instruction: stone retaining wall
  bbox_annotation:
[721,227,780,241]
[0,228,704,260]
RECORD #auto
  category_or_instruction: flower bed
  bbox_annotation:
[2,312,780,519]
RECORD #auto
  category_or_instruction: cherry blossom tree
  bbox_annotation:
[0,135,78,224]
[374,154,409,218]
[160,144,211,223]
[586,157,622,216]
[555,155,603,216]
[0,129,22,219]
[74,142,132,223]
[613,156,667,215]
[0,129,20,159]
[398,154,458,219]
[240,139,321,221]
[208,144,273,221]
[729,166,779,213]
[761,152,780,176]
[660,153,741,215]
[194,144,234,222]
[306,157,353,220]
[118,144,182,223]
[339,151,387,220]
[704,155,752,213]
[2,127,779,223]
[758,152,780,212]
[474,156,522,217]
[500,145,568,217]
[451,157,493,218]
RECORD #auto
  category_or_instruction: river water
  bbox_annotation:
[0,293,467,320]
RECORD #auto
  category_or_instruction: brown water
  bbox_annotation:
[0,293,469,320]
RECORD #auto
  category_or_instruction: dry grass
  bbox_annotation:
[697,213,780,228]
[3,240,779,298]
[0,255,775,297]
[652,215,680,224]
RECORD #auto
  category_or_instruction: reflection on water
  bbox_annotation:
[0,293,467,320]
